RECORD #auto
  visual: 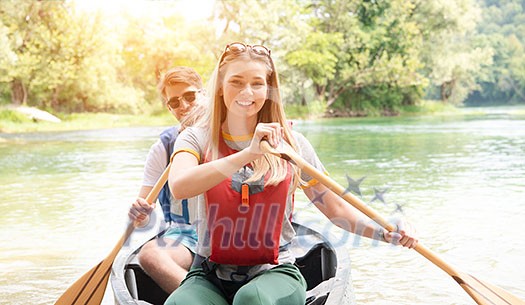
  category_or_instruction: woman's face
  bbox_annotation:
[221,60,268,119]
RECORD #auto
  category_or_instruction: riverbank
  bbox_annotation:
[1,102,524,134]
[0,109,175,133]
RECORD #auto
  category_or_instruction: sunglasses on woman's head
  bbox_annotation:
[167,91,197,109]
[220,42,271,63]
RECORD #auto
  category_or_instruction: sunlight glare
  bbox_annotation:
[72,0,214,22]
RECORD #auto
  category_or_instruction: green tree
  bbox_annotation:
[286,0,427,113]
[468,0,525,105]
[0,0,146,112]
[212,0,315,105]
[213,0,428,114]
[118,11,216,108]
[1,0,42,105]
[414,0,493,104]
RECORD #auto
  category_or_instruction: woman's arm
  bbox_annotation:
[169,122,283,200]
[304,182,418,248]
[169,149,258,199]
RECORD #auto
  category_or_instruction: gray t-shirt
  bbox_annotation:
[172,127,326,280]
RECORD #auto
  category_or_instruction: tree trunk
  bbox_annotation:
[11,79,27,105]
[315,84,325,99]
[51,87,60,110]
[504,76,525,102]
[440,83,448,103]
[326,85,347,107]
[300,81,307,106]
[326,97,337,107]
[440,79,455,103]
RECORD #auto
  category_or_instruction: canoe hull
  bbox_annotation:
[111,218,354,305]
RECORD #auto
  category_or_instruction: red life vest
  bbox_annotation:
[204,135,292,266]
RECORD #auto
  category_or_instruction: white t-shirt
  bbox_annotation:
[142,139,169,187]
[142,133,199,224]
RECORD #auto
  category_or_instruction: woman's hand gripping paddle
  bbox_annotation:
[54,164,171,305]
[260,140,525,305]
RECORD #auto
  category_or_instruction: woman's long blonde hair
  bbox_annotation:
[200,45,301,187]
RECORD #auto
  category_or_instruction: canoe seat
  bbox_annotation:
[294,242,337,305]
[294,242,336,289]
[125,262,169,305]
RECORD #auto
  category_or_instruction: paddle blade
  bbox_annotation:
[54,259,111,305]
[454,273,525,305]
[53,163,170,304]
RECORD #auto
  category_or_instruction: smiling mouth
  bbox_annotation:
[236,101,254,106]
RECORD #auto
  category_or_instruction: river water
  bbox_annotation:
[1,107,524,304]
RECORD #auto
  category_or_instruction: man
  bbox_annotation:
[128,66,204,293]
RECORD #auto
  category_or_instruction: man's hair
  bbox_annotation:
[157,66,203,102]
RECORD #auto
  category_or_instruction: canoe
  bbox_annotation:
[110,217,354,305]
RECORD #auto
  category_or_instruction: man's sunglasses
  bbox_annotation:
[167,91,197,109]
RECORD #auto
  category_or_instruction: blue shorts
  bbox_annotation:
[161,224,198,254]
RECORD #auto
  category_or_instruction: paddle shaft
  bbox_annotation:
[123,163,171,241]
[117,162,172,256]
[54,164,171,305]
[260,141,462,276]
[302,156,459,275]
[262,141,525,304]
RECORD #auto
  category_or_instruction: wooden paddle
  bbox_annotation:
[54,164,171,305]
[260,140,525,305]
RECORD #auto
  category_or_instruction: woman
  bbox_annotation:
[166,42,417,305]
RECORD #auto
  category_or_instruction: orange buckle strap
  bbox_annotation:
[241,183,249,207]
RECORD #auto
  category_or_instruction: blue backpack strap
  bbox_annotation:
[168,199,190,224]
[160,126,179,159]
[157,182,173,222]
[158,126,181,223]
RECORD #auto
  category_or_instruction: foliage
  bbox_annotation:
[0,109,175,133]
[0,1,144,112]
[415,0,495,104]
[0,0,523,120]
[117,12,216,106]
[284,99,327,119]
[341,85,424,114]
[0,109,31,123]
[466,0,525,105]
